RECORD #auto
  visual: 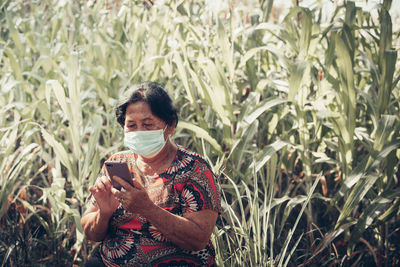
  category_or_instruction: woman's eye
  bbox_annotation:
[144,124,153,128]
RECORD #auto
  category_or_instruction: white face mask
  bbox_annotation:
[124,126,167,158]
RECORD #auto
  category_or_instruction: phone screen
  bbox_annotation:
[105,161,133,190]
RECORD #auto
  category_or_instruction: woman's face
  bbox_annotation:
[124,102,173,135]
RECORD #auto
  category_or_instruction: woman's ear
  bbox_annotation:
[166,122,176,136]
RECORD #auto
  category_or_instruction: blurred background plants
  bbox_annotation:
[1,0,399,266]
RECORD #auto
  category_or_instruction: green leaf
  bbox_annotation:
[299,8,312,59]
[5,11,24,55]
[366,115,398,170]
[229,120,258,168]
[81,115,102,182]
[278,173,321,266]
[303,222,356,264]
[333,140,400,204]
[239,46,269,68]
[379,9,392,70]
[344,1,356,26]
[288,60,307,102]
[242,97,287,126]
[249,140,288,173]
[335,173,380,228]
[177,121,222,153]
[349,188,400,245]
[377,50,397,115]
[46,80,72,122]
[217,18,234,80]
[41,128,72,171]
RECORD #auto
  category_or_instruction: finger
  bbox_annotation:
[131,179,144,190]
[89,186,96,194]
[113,176,134,191]
[97,182,105,191]
[111,187,125,202]
[109,186,121,198]
[100,175,108,184]
[90,186,100,196]
[101,175,112,190]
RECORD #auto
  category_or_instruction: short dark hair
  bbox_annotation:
[115,82,178,127]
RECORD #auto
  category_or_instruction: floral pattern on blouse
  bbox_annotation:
[90,145,221,267]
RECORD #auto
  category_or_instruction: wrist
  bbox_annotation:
[140,201,158,218]
[98,208,114,219]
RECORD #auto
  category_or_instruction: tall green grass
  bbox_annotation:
[0,0,399,266]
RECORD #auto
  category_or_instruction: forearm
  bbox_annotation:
[141,204,214,251]
[81,210,112,242]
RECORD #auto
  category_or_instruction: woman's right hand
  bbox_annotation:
[89,175,120,216]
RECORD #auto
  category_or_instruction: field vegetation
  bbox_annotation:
[1,0,399,266]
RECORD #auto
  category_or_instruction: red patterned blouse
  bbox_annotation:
[91,145,222,267]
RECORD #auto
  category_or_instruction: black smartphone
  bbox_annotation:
[104,161,133,190]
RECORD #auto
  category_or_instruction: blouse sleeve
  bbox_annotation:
[177,159,222,214]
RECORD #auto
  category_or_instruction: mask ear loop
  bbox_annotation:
[164,124,174,145]
[163,124,170,141]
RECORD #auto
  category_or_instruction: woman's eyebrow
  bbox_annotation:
[126,117,153,123]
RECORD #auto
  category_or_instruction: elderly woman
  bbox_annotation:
[81,82,221,266]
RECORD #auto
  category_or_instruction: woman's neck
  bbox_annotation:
[135,141,177,176]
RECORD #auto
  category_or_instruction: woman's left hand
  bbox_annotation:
[110,176,154,214]
[111,176,218,251]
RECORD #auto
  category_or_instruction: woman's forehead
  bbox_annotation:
[125,102,159,121]
[126,101,151,114]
